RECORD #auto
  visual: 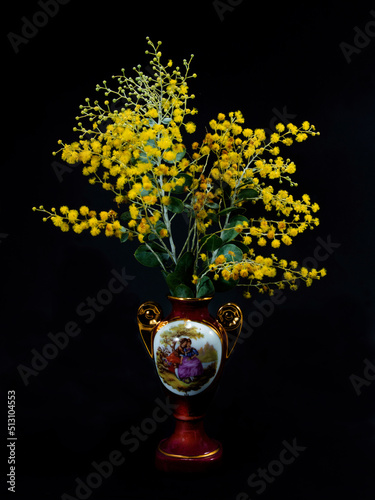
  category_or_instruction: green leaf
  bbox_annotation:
[164,252,195,295]
[205,201,220,209]
[165,271,181,293]
[175,252,194,278]
[134,243,170,268]
[218,243,243,262]
[176,149,186,161]
[197,276,215,298]
[229,240,249,254]
[236,188,258,202]
[174,284,194,298]
[217,206,245,217]
[120,231,129,243]
[221,215,249,243]
[166,196,184,213]
[120,211,131,222]
[200,234,223,252]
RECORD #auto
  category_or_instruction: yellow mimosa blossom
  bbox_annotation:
[302,121,310,130]
[257,237,267,246]
[79,206,89,216]
[185,122,196,133]
[163,151,176,162]
[215,254,226,265]
[192,275,199,285]
[67,210,79,223]
[34,38,324,299]
[99,211,109,221]
[147,108,158,118]
[221,269,231,281]
[157,137,173,150]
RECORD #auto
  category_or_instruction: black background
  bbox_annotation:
[2,1,375,499]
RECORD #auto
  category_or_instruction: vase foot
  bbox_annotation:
[155,438,223,473]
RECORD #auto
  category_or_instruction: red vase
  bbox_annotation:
[137,296,242,473]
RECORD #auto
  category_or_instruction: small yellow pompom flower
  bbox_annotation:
[300,267,308,277]
[67,210,79,223]
[185,122,196,133]
[215,254,226,265]
[221,269,231,281]
[163,151,176,162]
[79,206,89,216]
[257,237,267,246]
[129,205,139,219]
[52,215,63,227]
[281,234,292,245]
[302,121,310,130]
[147,108,158,118]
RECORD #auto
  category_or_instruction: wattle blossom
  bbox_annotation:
[33,38,326,298]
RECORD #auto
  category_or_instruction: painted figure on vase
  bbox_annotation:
[163,338,187,377]
[178,338,204,382]
[155,320,222,396]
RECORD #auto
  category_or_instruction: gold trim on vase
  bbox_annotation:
[157,445,221,459]
[137,301,163,357]
[167,296,213,302]
[216,303,243,358]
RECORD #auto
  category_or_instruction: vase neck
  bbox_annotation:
[167,296,212,320]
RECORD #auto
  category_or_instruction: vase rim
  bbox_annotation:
[167,295,213,302]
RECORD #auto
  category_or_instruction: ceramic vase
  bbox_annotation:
[137,296,242,472]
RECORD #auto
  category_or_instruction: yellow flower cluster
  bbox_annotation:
[206,250,326,297]
[33,205,123,238]
[34,38,326,298]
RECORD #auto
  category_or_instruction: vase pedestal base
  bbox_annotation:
[155,416,223,473]
[155,440,223,473]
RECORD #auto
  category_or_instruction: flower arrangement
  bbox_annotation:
[33,38,326,299]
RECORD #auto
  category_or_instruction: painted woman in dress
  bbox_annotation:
[163,338,188,379]
[178,338,204,382]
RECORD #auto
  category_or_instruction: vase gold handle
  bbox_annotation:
[217,303,243,358]
[137,301,163,357]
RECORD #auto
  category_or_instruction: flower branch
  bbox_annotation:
[34,38,325,299]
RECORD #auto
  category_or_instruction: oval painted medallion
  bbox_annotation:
[153,319,222,396]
